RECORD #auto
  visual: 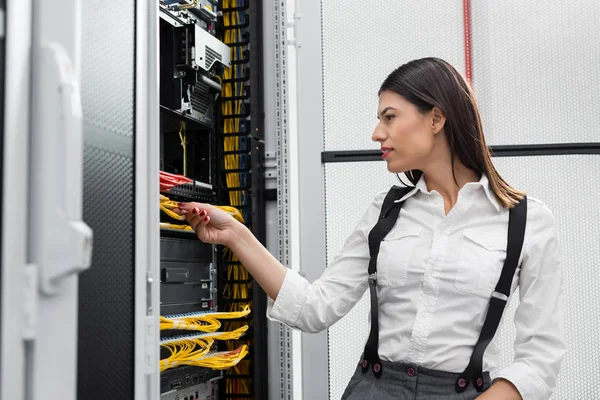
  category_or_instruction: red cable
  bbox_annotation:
[159,170,193,192]
[463,0,473,86]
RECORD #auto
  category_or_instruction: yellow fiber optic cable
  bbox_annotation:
[159,222,194,231]
[159,325,249,371]
[160,305,251,332]
[178,122,187,177]
[160,316,221,332]
[160,325,249,347]
[161,345,249,372]
[160,195,185,220]
[221,0,252,395]
[161,195,245,223]
[160,337,214,372]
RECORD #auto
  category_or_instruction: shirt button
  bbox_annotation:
[407,367,416,377]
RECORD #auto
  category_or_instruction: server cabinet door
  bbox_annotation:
[27,0,93,399]
[135,0,161,398]
[77,1,137,399]
[0,0,32,399]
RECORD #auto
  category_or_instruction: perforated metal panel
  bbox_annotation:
[491,155,600,399]
[78,1,135,398]
[324,162,400,400]
[79,145,134,398]
[321,0,465,151]
[82,1,134,137]
[324,156,600,399]
[471,1,600,146]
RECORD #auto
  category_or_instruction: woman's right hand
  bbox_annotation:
[173,202,240,246]
[176,202,288,303]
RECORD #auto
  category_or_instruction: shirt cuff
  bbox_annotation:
[266,269,308,328]
[494,362,550,400]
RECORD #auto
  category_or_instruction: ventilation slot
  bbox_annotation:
[204,46,222,70]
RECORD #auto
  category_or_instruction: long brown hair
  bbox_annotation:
[379,57,525,209]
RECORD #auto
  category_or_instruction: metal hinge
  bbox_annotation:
[144,316,157,374]
[22,264,39,340]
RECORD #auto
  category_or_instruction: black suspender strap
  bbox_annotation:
[456,196,528,393]
[361,186,413,378]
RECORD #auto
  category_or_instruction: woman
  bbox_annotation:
[175,58,566,400]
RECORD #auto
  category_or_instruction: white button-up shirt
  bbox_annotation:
[267,173,566,399]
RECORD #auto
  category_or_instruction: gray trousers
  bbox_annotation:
[341,361,492,400]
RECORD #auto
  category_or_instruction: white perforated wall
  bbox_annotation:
[471,1,600,146]
[321,0,465,151]
[321,1,600,151]
[491,155,600,399]
[324,156,600,399]
[317,1,600,398]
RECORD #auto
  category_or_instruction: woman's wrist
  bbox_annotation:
[226,221,251,250]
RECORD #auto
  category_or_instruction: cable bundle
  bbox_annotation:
[160,326,250,372]
[161,194,245,224]
[221,0,250,220]
[160,170,193,192]
[161,325,249,345]
[220,1,255,396]
[160,316,220,332]
[160,194,186,221]
[161,346,249,371]
[160,306,251,331]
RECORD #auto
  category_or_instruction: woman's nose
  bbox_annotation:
[372,126,385,142]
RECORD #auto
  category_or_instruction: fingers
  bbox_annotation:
[173,202,208,216]
[186,207,210,232]
[177,202,210,213]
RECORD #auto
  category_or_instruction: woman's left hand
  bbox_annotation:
[476,379,522,400]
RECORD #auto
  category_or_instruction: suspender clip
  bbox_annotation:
[368,272,377,285]
[491,291,509,303]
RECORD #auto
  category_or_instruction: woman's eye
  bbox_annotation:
[385,115,394,121]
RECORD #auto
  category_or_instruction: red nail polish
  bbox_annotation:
[178,202,185,207]
[204,216,209,222]
[192,208,198,214]
[199,210,206,217]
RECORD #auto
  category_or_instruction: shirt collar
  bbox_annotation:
[478,173,501,212]
[395,172,501,212]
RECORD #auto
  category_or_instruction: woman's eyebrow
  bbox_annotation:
[377,106,397,119]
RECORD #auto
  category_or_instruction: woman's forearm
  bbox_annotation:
[227,222,288,301]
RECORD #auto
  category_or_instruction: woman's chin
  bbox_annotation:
[384,161,406,174]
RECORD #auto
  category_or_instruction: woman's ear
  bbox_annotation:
[431,107,446,135]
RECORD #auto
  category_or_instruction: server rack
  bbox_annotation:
[157,1,267,399]
[158,3,227,398]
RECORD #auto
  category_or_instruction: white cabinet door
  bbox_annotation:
[1,1,33,399]
[135,1,161,399]
[27,1,93,399]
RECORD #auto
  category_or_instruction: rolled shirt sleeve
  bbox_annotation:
[494,200,567,399]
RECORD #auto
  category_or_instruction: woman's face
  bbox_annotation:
[372,91,437,174]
